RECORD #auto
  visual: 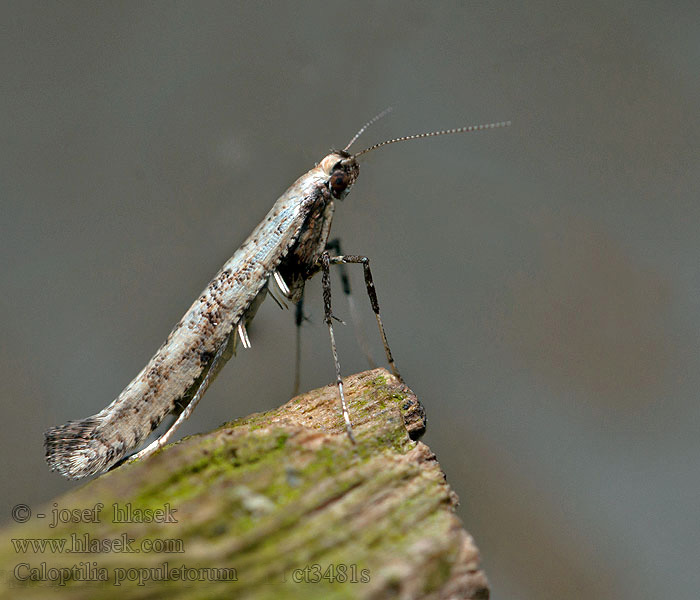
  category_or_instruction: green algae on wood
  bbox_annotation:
[0,369,488,599]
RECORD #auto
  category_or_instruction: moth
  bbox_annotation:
[45,113,510,479]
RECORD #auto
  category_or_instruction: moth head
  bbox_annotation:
[319,151,359,200]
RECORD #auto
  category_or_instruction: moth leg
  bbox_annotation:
[325,238,377,369]
[268,272,290,309]
[237,321,252,349]
[273,270,291,297]
[321,251,356,443]
[128,331,233,463]
[328,254,401,381]
[292,287,305,396]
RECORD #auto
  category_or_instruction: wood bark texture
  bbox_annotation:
[1,369,488,599]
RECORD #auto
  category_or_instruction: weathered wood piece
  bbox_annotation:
[2,369,488,599]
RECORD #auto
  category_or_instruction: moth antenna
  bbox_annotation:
[343,106,394,152]
[353,120,511,159]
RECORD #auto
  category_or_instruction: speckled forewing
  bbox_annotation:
[45,162,333,478]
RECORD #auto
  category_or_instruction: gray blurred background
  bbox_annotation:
[2,1,699,598]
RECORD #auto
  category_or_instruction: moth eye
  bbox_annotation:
[330,170,350,198]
